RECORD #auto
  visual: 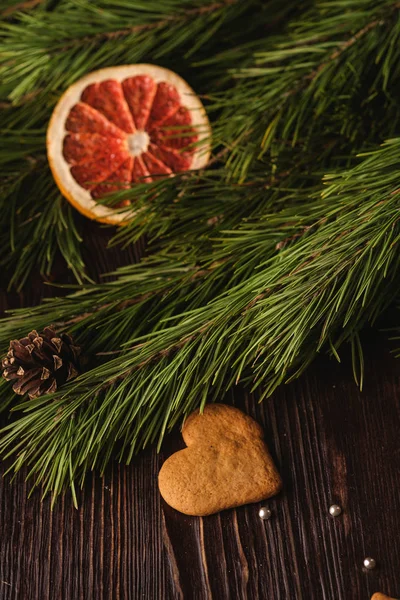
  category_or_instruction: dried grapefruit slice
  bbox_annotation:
[47,64,211,225]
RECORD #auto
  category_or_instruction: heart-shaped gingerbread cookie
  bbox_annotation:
[372,594,398,600]
[158,404,282,516]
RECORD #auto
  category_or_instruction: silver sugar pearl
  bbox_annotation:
[363,557,377,570]
[259,507,272,520]
[329,504,342,517]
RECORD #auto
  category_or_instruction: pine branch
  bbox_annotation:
[0,0,262,103]
[2,138,400,500]
[210,0,400,179]
[4,0,397,290]
[58,0,238,52]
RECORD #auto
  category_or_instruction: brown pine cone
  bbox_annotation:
[2,326,81,399]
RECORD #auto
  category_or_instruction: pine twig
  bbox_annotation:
[1,0,42,17]
[304,2,400,84]
[54,0,239,52]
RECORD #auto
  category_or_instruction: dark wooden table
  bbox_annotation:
[0,221,399,600]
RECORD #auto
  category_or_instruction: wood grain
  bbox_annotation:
[1,217,400,600]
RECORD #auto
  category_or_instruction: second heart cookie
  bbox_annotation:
[158,403,282,516]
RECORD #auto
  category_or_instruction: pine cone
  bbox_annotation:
[2,326,81,399]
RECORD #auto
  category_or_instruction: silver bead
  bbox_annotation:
[329,504,342,517]
[259,507,272,520]
[363,557,377,570]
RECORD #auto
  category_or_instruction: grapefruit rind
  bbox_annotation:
[47,64,211,225]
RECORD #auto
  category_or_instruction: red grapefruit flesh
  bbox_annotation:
[149,143,192,172]
[132,155,152,183]
[47,65,211,224]
[122,75,157,130]
[146,82,181,129]
[142,152,172,178]
[63,133,128,165]
[70,156,127,191]
[81,80,135,133]
[65,102,124,137]
[91,158,134,204]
